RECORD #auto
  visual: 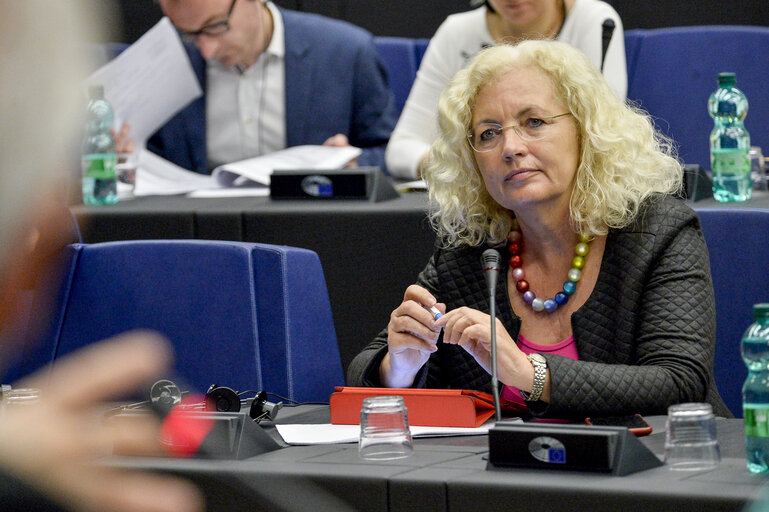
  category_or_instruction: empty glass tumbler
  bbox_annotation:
[664,402,720,470]
[358,395,413,460]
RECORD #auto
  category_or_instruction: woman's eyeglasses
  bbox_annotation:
[467,113,571,152]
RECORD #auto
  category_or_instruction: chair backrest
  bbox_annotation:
[9,240,343,403]
[375,36,418,115]
[627,26,769,169]
[623,29,645,91]
[696,207,769,417]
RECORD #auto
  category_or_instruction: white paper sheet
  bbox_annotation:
[212,145,362,187]
[85,17,203,145]
[274,421,520,445]
[187,187,271,198]
[133,149,217,196]
[394,179,427,193]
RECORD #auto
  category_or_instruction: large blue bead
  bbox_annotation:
[543,298,557,312]
[563,281,577,295]
[555,292,568,305]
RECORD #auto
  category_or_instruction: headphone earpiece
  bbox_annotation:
[150,379,183,413]
[249,390,283,422]
[205,385,241,412]
[203,385,282,421]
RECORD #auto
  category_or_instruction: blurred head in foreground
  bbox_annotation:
[0,2,202,511]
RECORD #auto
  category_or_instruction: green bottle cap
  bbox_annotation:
[717,72,736,87]
[752,303,769,319]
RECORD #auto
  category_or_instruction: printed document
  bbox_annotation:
[132,145,361,196]
[84,17,202,145]
[212,145,362,187]
[133,149,216,196]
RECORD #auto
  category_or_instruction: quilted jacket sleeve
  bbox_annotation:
[535,197,725,417]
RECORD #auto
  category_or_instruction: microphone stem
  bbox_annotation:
[489,291,502,422]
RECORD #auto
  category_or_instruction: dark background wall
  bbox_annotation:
[114,0,769,44]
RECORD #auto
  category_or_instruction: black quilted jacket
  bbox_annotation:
[348,195,731,418]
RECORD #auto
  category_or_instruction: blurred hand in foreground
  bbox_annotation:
[0,332,204,512]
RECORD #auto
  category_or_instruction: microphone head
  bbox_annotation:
[481,248,501,272]
[602,18,615,30]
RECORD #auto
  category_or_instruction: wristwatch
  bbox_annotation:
[520,353,547,402]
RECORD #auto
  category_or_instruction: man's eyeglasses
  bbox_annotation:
[467,112,572,152]
[179,0,237,44]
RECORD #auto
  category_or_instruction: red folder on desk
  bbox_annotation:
[330,386,508,428]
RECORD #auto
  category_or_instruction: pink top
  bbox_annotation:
[501,334,579,410]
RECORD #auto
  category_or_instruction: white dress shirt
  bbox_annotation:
[206,1,287,168]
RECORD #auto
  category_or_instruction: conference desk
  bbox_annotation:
[109,405,769,512]
[70,190,769,378]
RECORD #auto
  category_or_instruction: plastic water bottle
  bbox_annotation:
[81,85,118,205]
[708,72,751,202]
[742,303,769,474]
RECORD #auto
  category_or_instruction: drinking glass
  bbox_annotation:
[664,402,720,470]
[358,395,413,460]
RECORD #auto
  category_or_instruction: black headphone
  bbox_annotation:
[150,379,183,411]
[106,381,282,423]
[205,385,283,422]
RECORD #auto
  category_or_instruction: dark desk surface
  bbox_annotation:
[108,406,769,512]
[71,190,769,380]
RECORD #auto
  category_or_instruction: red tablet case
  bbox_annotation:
[329,386,522,428]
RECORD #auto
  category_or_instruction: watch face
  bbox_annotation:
[529,353,546,364]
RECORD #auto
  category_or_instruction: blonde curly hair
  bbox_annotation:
[424,40,683,247]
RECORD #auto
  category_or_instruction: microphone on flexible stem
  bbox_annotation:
[481,248,502,422]
[600,18,615,72]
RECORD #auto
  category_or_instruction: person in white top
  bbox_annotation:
[386,0,626,179]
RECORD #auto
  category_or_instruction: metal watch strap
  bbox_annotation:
[520,353,546,402]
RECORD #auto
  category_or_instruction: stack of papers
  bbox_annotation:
[212,145,361,188]
[133,150,217,196]
[132,145,362,197]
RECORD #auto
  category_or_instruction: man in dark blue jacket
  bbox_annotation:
[143,0,398,174]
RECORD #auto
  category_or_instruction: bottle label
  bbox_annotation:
[83,153,117,179]
[744,405,769,437]
[711,148,750,175]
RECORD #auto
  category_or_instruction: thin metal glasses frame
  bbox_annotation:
[467,112,571,152]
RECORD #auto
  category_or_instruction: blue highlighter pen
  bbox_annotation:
[425,305,443,320]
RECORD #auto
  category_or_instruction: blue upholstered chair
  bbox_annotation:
[623,29,644,91]
[8,240,343,403]
[375,36,418,115]
[696,207,769,417]
[627,26,769,169]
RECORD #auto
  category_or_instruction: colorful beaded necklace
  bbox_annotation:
[508,219,592,313]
